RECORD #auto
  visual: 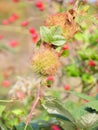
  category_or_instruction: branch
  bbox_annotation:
[24,84,41,130]
[73,0,80,10]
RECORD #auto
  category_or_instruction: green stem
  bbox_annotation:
[0,99,17,103]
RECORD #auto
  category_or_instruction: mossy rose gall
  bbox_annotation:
[31,47,60,76]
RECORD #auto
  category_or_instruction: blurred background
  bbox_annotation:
[0,0,98,100]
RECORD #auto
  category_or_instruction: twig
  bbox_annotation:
[0,99,18,103]
[73,0,80,10]
[24,84,41,130]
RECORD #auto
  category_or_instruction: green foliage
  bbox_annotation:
[13,119,58,130]
[40,26,66,46]
[41,95,98,130]
[0,43,14,53]
[61,50,69,57]
[0,105,6,116]
[65,64,80,77]
[41,96,75,122]
[68,91,95,101]
[82,73,94,84]
[78,49,98,60]
[64,101,78,113]
[13,122,32,130]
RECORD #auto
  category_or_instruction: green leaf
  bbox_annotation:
[51,90,61,98]
[78,50,87,60]
[69,91,95,101]
[82,73,94,84]
[14,122,33,130]
[12,109,24,116]
[84,100,98,112]
[50,26,62,35]
[40,26,66,47]
[40,26,52,43]
[65,64,80,77]
[0,121,8,130]
[72,101,98,128]
[30,122,39,130]
[72,105,87,120]
[59,120,76,130]
[92,126,98,130]
[36,39,41,47]
[0,43,14,53]
[95,94,98,100]
[41,97,75,123]
[72,101,98,120]
[51,35,66,46]
[55,46,62,52]
[78,49,98,60]
[75,33,84,41]
[76,113,98,129]
[0,105,5,116]
[64,101,78,113]
[30,120,55,129]
[61,50,69,57]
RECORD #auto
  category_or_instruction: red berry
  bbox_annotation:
[35,1,43,8]
[21,21,29,27]
[9,40,18,47]
[88,60,96,67]
[29,28,36,34]
[8,16,15,23]
[51,125,61,130]
[0,34,3,40]
[39,5,44,11]
[2,80,10,87]
[32,33,38,38]
[12,13,19,20]
[2,19,9,25]
[32,33,39,43]
[32,37,38,43]
[16,91,23,99]
[13,0,19,2]
[47,76,54,82]
[62,44,69,50]
[35,1,44,11]
[69,1,74,5]
[32,38,38,43]
[64,85,70,91]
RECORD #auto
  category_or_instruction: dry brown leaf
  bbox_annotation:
[45,9,80,39]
